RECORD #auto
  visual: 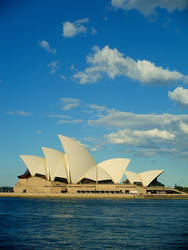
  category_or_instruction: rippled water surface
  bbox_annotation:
[0,198,188,249]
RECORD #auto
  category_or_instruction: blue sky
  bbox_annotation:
[1,0,188,186]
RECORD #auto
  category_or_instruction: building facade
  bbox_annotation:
[14,134,179,195]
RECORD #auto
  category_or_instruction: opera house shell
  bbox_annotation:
[14,134,175,195]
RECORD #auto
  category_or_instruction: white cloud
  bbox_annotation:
[81,143,97,152]
[168,87,188,107]
[62,18,89,38]
[76,18,89,24]
[39,40,56,54]
[179,121,188,134]
[46,113,82,124]
[36,130,43,134]
[60,97,80,111]
[105,128,175,147]
[86,104,188,158]
[133,128,175,139]
[59,74,66,80]
[71,139,97,152]
[121,148,185,158]
[58,119,83,124]
[46,114,70,119]
[7,111,32,116]
[111,0,188,16]
[74,46,188,85]
[88,108,188,129]
[91,27,97,35]
[88,104,108,112]
[48,60,59,74]
[84,137,106,152]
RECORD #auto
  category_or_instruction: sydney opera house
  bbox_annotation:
[14,134,178,195]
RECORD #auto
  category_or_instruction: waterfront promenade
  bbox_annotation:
[1,192,188,199]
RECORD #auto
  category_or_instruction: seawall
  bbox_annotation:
[1,192,188,199]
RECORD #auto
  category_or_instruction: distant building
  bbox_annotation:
[14,135,179,195]
[0,186,13,192]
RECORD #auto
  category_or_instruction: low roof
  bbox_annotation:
[125,169,164,187]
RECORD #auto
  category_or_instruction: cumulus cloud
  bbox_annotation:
[179,121,188,134]
[86,104,188,158]
[7,111,32,116]
[133,128,174,139]
[111,0,188,16]
[62,18,89,38]
[105,128,175,147]
[168,87,188,107]
[39,40,56,54]
[48,60,59,74]
[60,98,80,111]
[104,125,188,158]
[74,46,188,85]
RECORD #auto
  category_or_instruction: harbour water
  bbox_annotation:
[0,198,188,249]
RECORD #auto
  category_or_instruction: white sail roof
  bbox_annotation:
[82,165,112,182]
[97,166,112,181]
[98,158,130,183]
[139,170,164,187]
[42,147,68,181]
[124,170,141,184]
[20,155,46,177]
[58,134,97,183]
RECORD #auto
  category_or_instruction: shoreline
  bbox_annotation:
[1,192,188,199]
